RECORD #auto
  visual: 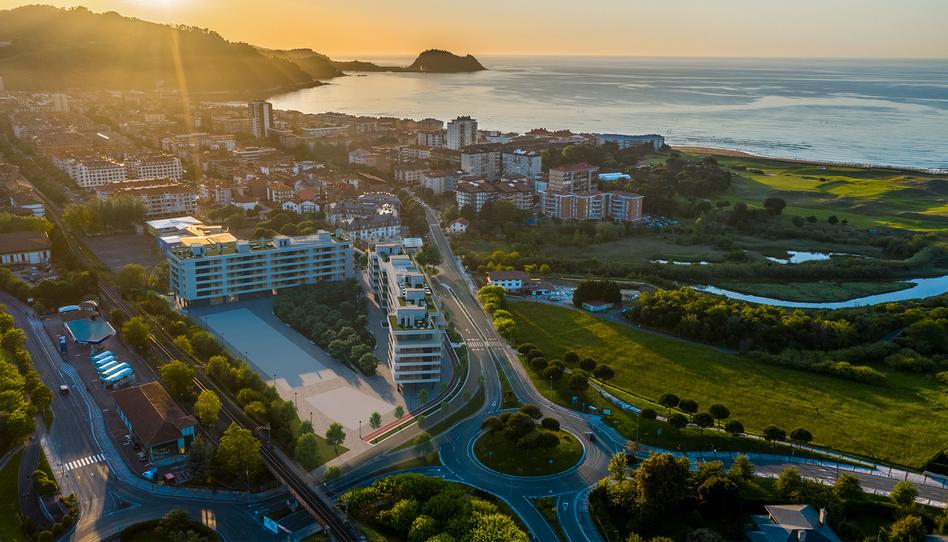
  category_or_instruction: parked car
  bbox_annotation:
[58,385,69,395]
[136,451,147,462]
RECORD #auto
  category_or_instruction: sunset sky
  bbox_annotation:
[1,0,946,58]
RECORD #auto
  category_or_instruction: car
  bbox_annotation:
[58,385,69,395]
[584,431,596,442]
[136,451,147,462]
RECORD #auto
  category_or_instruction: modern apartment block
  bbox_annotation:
[168,231,353,306]
[460,145,501,180]
[538,189,643,222]
[53,155,128,190]
[368,243,443,386]
[548,163,599,192]
[446,116,478,150]
[248,100,274,138]
[96,178,198,217]
[595,133,665,151]
[456,176,535,213]
[125,155,183,180]
[417,130,446,147]
[501,149,543,178]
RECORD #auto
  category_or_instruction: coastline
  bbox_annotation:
[671,145,948,174]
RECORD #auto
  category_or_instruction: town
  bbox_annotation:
[0,5,947,542]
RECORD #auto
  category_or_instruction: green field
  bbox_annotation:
[474,429,583,476]
[715,280,913,302]
[509,301,948,468]
[697,154,948,231]
[0,451,29,542]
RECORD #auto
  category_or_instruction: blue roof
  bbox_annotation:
[65,318,116,345]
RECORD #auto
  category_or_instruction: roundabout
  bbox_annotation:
[472,429,585,477]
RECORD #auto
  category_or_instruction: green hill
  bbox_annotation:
[407,49,486,72]
[0,5,315,93]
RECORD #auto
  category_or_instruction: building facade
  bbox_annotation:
[96,179,198,217]
[460,146,501,180]
[368,243,443,386]
[595,133,666,151]
[248,100,273,138]
[446,116,477,150]
[501,150,543,178]
[0,231,52,265]
[168,231,353,306]
[125,155,183,181]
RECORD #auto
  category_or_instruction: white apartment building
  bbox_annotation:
[502,150,542,178]
[339,214,401,242]
[168,231,352,306]
[455,179,496,213]
[595,133,666,151]
[446,116,477,150]
[96,179,198,217]
[125,155,183,180]
[416,130,445,147]
[248,100,273,138]
[422,171,458,195]
[460,146,501,180]
[73,158,128,190]
[369,243,443,386]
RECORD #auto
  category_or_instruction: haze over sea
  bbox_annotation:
[268,56,948,171]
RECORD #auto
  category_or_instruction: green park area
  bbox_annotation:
[0,451,29,542]
[715,279,914,303]
[474,429,583,477]
[509,301,948,469]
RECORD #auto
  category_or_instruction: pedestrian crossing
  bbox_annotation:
[465,338,505,351]
[60,363,78,378]
[63,453,105,471]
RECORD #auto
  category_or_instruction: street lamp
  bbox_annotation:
[294,392,297,411]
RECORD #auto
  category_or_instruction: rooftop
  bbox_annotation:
[113,382,198,447]
[64,317,116,344]
[0,230,51,254]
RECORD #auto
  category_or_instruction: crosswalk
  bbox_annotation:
[466,338,505,351]
[60,363,78,379]
[63,453,105,472]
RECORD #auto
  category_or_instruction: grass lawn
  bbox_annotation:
[0,451,29,542]
[532,497,567,542]
[715,280,914,302]
[474,430,582,476]
[509,301,948,468]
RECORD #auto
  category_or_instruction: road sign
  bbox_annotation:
[59,335,67,354]
[263,515,280,534]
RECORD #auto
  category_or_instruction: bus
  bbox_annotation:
[99,363,130,379]
[91,351,114,362]
[95,359,119,372]
[104,368,135,388]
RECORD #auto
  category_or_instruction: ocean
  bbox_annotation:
[267,56,948,170]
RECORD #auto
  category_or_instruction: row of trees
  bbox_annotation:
[0,307,52,451]
[61,196,145,234]
[518,343,616,386]
[273,280,379,375]
[572,279,622,308]
[480,404,563,451]
[339,473,528,542]
[477,285,517,339]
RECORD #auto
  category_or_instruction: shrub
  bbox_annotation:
[579,357,597,371]
[529,357,548,371]
[667,413,688,429]
[542,366,564,381]
[639,408,657,420]
[592,364,615,380]
[517,343,537,354]
[564,351,579,364]
[541,417,560,431]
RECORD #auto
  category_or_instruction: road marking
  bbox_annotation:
[64,453,104,471]
[202,509,217,529]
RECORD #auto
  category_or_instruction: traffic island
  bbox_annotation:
[473,428,583,477]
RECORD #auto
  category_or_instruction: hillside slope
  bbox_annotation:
[0,6,315,93]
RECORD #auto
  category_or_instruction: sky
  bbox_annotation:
[2,0,947,58]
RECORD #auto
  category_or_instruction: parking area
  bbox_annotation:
[188,297,410,452]
[82,232,162,273]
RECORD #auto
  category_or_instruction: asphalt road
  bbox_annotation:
[3,294,289,542]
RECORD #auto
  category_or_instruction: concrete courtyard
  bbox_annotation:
[187,296,409,452]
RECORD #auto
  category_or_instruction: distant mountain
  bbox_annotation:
[262,48,344,80]
[332,50,487,74]
[0,5,315,93]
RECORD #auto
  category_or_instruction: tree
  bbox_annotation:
[541,417,560,431]
[325,422,346,451]
[678,398,699,417]
[216,423,261,481]
[658,393,679,414]
[693,412,714,433]
[788,427,813,447]
[518,404,542,419]
[592,365,615,381]
[890,480,918,511]
[763,425,786,444]
[833,474,863,501]
[763,197,787,216]
[568,371,589,392]
[775,467,804,502]
[418,388,429,405]
[121,316,151,352]
[542,365,564,382]
[369,411,382,429]
[172,335,193,357]
[194,389,221,426]
[395,405,405,418]
[667,413,687,430]
[724,419,744,436]
[887,515,926,542]
[579,357,597,371]
[324,465,342,482]
[608,452,628,481]
[640,408,657,420]
[708,404,730,425]
[564,351,579,364]
[828,215,839,225]
[116,263,147,292]
[481,416,502,432]
[633,453,692,519]
[295,433,322,470]
[730,454,755,480]
[159,360,196,400]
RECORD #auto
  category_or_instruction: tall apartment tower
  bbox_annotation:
[248,100,273,138]
[446,116,477,150]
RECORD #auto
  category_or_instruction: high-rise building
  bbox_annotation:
[248,100,273,138]
[502,149,543,178]
[446,116,477,150]
[548,163,599,192]
[369,243,444,386]
[460,145,501,180]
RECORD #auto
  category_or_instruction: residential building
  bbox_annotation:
[446,116,478,150]
[537,189,644,223]
[282,198,320,215]
[417,118,444,132]
[368,243,443,386]
[400,145,433,161]
[417,130,445,147]
[486,270,530,291]
[61,156,127,190]
[125,154,183,180]
[549,163,599,192]
[348,148,392,171]
[606,191,645,223]
[96,179,198,217]
[198,180,236,206]
[595,133,665,151]
[748,505,840,542]
[167,231,352,306]
[460,145,502,180]
[446,218,469,234]
[266,182,293,204]
[0,231,52,266]
[248,100,273,138]
[52,93,70,113]
[10,193,45,218]
[339,214,401,242]
[145,216,203,238]
[455,179,496,213]
[422,170,458,196]
[395,160,430,185]
[494,175,536,210]
[112,382,198,466]
[233,146,278,165]
[502,150,542,179]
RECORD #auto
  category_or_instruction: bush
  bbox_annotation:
[667,413,688,429]
[579,357,597,371]
[592,364,615,380]
[517,343,537,354]
[529,357,548,371]
[542,366,564,381]
[564,351,579,364]
[640,408,657,420]
[541,417,560,431]
[36,531,53,542]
